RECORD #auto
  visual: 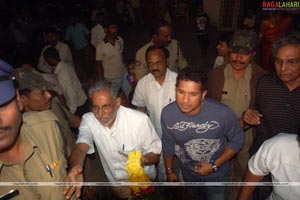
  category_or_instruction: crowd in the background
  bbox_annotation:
[0,0,300,200]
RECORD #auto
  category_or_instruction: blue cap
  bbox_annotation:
[0,59,16,106]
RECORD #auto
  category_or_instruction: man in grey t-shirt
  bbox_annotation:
[161,67,244,200]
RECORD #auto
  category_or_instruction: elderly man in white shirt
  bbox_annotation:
[132,45,177,181]
[238,132,300,200]
[63,81,161,200]
[43,47,88,115]
[38,28,74,73]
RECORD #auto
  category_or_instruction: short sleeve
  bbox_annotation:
[248,141,271,176]
[77,114,96,154]
[131,80,146,107]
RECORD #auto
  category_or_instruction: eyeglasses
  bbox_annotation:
[91,104,114,113]
[274,58,300,68]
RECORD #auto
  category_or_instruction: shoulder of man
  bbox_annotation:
[251,62,267,77]
[22,110,59,126]
[209,62,227,76]
[168,39,179,50]
[258,133,297,157]
[136,41,152,55]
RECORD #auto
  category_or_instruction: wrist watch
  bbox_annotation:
[209,160,218,172]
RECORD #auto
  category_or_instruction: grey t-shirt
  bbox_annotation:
[161,98,244,180]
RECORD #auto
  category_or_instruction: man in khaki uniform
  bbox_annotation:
[14,68,79,155]
[207,31,266,200]
[135,20,188,80]
[0,59,77,199]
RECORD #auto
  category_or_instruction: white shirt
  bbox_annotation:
[77,106,162,182]
[54,61,87,113]
[41,73,64,95]
[38,41,74,73]
[132,69,177,138]
[248,133,300,200]
[91,24,105,48]
[96,36,125,79]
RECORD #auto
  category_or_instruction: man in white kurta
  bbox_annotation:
[38,29,74,73]
[54,61,87,114]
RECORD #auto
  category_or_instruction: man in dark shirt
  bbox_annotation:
[243,33,300,200]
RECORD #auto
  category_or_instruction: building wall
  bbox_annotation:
[203,0,221,26]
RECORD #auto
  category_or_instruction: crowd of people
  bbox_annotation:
[0,1,300,200]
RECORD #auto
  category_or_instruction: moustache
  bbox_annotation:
[0,126,12,131]
[232,60,246,65]
[151,69,160,73]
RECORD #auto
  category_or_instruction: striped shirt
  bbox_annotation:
[250,73,300,154]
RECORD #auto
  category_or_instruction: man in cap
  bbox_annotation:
[13,68,80,155]
[0,59,77,199]
[207,30,266,199]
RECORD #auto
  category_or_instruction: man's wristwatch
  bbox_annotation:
[209,160,218,172]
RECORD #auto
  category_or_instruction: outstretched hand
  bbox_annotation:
[63,166,83,199]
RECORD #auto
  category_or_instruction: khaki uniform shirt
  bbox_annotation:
[51,99,77,155]
[221,64,252,118]
[134,39,187,80]
[0,111,76,200]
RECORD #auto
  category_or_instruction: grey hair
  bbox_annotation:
[88,81,119,99]
[272,32,300,57]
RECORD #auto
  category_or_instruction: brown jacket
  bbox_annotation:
[207,62,267,109]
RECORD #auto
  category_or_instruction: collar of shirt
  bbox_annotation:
[102,106,124,136]
[54,61,64,74]
[0,134,37,167]
[225,63,252,82]
[103,35,120,44]
[272,72,300,91]
[148,68,173,84]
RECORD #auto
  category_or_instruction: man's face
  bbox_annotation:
[46,33,59,46]
[0,92,23,152]
[44,57,57,69]
[217,41,229,57]
[229,51,254,71]
[274,45,300,87]
[21,89,52,112]
[153,26,172,46]
[146,49,168,80]
[91,90,120,128]
[176,80,207,116]
[97,15,105,25]
[107,24,118,37]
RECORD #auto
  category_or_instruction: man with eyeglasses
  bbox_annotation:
[242,33,300,200]
[63,81,161,200]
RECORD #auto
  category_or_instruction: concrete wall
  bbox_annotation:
[203,0,222,26]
